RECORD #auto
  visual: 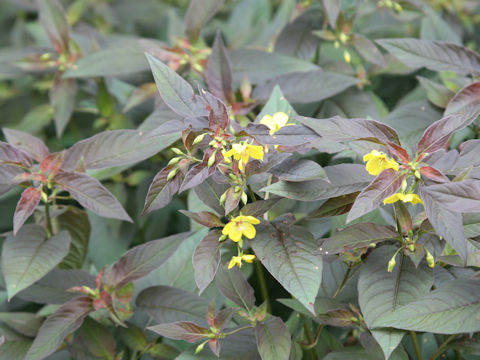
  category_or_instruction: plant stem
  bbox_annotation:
[223,325,253,337]
[429,334,458,360]
[303,320,317,360]
[255,260,271,312]
[454,350,462,360]
[410,331,422,360]
[247,184,256,202]
[44,200,53,237]
[333,266,352,299]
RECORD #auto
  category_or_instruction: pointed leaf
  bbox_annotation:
[205,31,232,101]
[179,211,223,228]
[105,232,190,288]
[445,81,480,115]
[374,279,480,334]
[50,77,77,137]
[377,38,480,75]
[142,166,182,215]
[148,321,209,342]
[252,221,322,313]
[146,53,206,118]
[195,178,228,215]
[57,207,90,269]
[358,246,433,359]
[298,116,400,145]
[70,318,116,360]
[215,265,255,310]
[136,285,208,325]
[0,141,32,167]
[63,124,182,171]
[37,0,70,54]
[319,223,398,255]
[185,0,225,42]
[255,317,291,360]
[54,171,132,222]
[193,230,223,294]
[419,166,449,183]
[269,159,328,182]
[309,193,358,218]
[2,128,49,162]
[347,169,405,223]
[24,297,93,360]
[2,225,71,300]
[13,187,42,234]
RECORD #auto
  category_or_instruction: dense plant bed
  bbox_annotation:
[0,0,480,359]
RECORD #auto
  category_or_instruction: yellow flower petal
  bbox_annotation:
[383,193,402,204]
[273,112,289,128]
[241,222,256,239]
[228,256,239,269]
[246,144,264,161]
[222,221,234,235]
[260,114,274,128]
[232,143,247,153]
[222,149,236,158]
[242,254,256,263]
[235,216,261,224]
[403,193,423,205]
[363,150,399,176]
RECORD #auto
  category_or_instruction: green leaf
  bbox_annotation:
[24,296,93,360]
[420,9,461,44]
[376,38,480,75]
[136,285,208,325]
[0,340,32,359]
[319,223,397,254]
[374,279,480,334]
[252,69,358,104]
[215,265,256,310]
[105,232,191,289]
[2,225,71,300]
[252,220,322,313]
[261,164,372,201]
[255,85,296,122]
[145,53,207,118]
[57,207,90,269]
[63,124,181,171]
[63,40,149,78]
[0,312,43,337]
[255,317,291,360]
[185,0,225,42]
[117,326,149,352]
[193,230,223,295]
[416,76,453,108]
[358,246,433,359]
[229,49,318,85]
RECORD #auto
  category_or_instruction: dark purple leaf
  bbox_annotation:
[148,321,209,342]
[105,232,190,288]
[240,199,281,217]
[319,223,398,254]
[50,76,77,137]
[309,193,358,218]
[2,128,49,162]
[2,225,71,299]
[179,211,223,228]
[255,317,291,360]
[205,31,232,101]
[417,111,480,155]
[57,207,90,269]
[54,171,132,222]
[322,0,340,28]
[246,123,320,147]
[145,53,207,118]
[195,178,228,215]
[63,124,182,171]
[352,34,385,67]
[252,69,358,104]
[13,187,42,234]
[445,81,480,115]
[347,169,405,223]
[0,141,32,167]
[386,142,410,163]
[269,158,328,182]
[252,222,322,313]
[24,297,93,360]
[193,230,223,294]
[0,164,26,196]
[142,166,182,215]
[420,166,449,183]
[39,151,64,177]
[421,180,480,213]
[377,38,480,75]
[37,0,70,54]
[185,0,224,42]
[215,265,255,310]
[298,115,401,145]
[198,87,229,131]
[224,186,241,215]
[419,186,467,261]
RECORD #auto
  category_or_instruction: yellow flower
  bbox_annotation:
[223,143,264,170]
[228,254,256,269]
[260,112,291,135]
[383,193,423,205]
[363,150,399,176]
[222,215,260,242]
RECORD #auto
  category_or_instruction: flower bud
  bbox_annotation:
[219,234,227,242]
[167,157,181,166]
[334,41,340,49]
[207,150,217,168]
[425,248,435,268]
[387,254,397,272]
[171,147,184,155]
[339,32,348,44]
[344,50,351,64]
[241,191,248,205]
[234,186,241,193]
[166,167,179,181]
[193,133,207,145]
[219,191,227,205]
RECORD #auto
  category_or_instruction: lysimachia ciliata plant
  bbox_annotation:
[1,0,480,360]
